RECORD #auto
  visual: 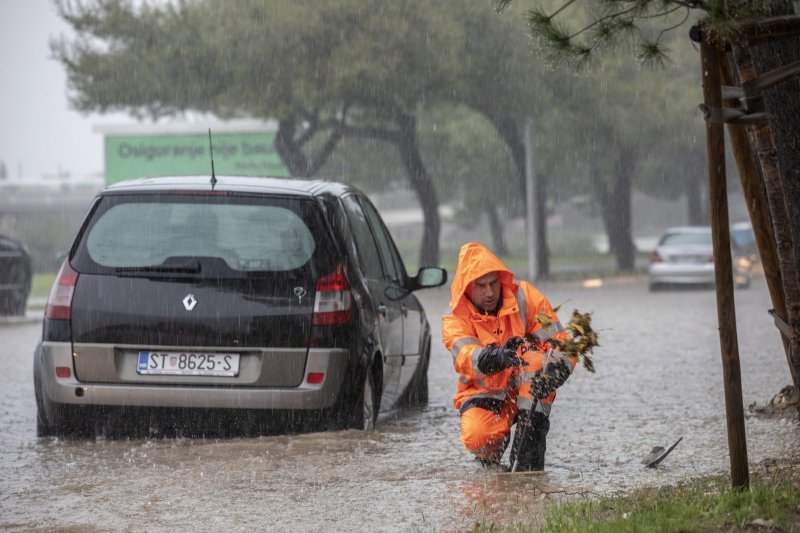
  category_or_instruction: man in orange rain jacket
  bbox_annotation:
[442,242,574,471]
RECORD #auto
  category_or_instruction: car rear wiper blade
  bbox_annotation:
[114,260,202,274]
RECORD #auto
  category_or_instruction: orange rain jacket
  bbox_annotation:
[442,243,572,412]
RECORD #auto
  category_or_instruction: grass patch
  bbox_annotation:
[31,273,56,300]
[547,476,800,532]
[468,463,800,532]
[406,252,648,284]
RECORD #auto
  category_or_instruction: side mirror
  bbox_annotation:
[410,267,447,291]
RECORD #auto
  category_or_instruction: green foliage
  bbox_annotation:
[318,136,405,193]
[499,0,712,67]
[503,0,787,68]
[419,105,518,221]
[493,0,515,11]
[32,273,57,300]
[51,0,713,268]
[638,40,673,69]
[53,0,463,122]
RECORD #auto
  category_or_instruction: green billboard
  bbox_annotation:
[105,131,289,184]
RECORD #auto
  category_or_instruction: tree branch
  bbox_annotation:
[295,109,320,147]
[544,0,579,22]
[568,5,644,40]
[306,123,344,177]
[306,104,352,177]
[656,7,692,42]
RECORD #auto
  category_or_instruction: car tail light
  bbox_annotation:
[55,366,72,378]
[307,372,325,384]
[45,258,79,320]
[313,264,353,326]
[650,250,663,264]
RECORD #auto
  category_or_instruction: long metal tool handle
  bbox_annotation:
[510,399,536,473]
[510,344,553,472]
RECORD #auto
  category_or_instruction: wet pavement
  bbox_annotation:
[1,274,797,531]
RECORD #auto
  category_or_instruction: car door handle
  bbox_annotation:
[401,305,408,317]
[378,305,388,316]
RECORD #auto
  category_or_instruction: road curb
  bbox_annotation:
[539,274,647,290]
[0,313,43,326]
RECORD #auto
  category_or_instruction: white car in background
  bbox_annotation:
[730,221,759,264]
[648,226,753,291]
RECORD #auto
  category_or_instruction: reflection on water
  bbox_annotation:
[1,277,798,531]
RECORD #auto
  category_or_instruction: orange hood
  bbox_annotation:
[448,242,517,312]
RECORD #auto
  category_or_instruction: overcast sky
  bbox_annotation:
[0,0,135,179]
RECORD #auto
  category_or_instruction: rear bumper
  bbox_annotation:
[37,341,348,411]
[648,262,751,286]
[648,263,714,285]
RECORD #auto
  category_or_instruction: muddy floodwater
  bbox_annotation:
[1,275,797,531]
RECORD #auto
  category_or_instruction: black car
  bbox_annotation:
[0,234,32,316]
[34,176,446,437]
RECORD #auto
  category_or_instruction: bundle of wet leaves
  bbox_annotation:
[533,308,599,373]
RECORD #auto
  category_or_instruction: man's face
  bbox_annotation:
[467,271,501,311]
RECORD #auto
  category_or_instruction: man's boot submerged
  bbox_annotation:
[509,411,550,471]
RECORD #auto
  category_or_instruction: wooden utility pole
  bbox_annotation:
[700,36,750,489]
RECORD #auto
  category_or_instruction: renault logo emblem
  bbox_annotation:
[183,294,198,311]
[293,287,307,304]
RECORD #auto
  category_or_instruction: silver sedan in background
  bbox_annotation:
[648,226,753,291]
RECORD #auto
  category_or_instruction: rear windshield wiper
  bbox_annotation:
[114,260,201,275]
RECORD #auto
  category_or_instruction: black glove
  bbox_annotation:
[530,352,573,399]
[476,336,525,375]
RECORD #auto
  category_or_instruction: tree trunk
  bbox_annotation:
[719,51,792,372]
[484,204,508,257]
[490,115,550,276]
[397,114,441,267]
[275,120,309,176]
[591,150,636,271]
[746,11,800,408]
[536,172,550,279]
[686,165,709,225]
[492,116,527,197]
[730,39,800,412]
[275,116,344,178]
[748,21,800,285]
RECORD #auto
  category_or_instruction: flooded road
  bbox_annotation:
[1,274,797,531]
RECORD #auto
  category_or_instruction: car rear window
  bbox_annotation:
[71,193,331,277]
[731,227,755,249]
[660,231,712,246]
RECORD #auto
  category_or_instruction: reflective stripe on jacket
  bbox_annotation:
[442,242,571,411]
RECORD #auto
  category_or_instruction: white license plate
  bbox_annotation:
[137,351,240,377]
